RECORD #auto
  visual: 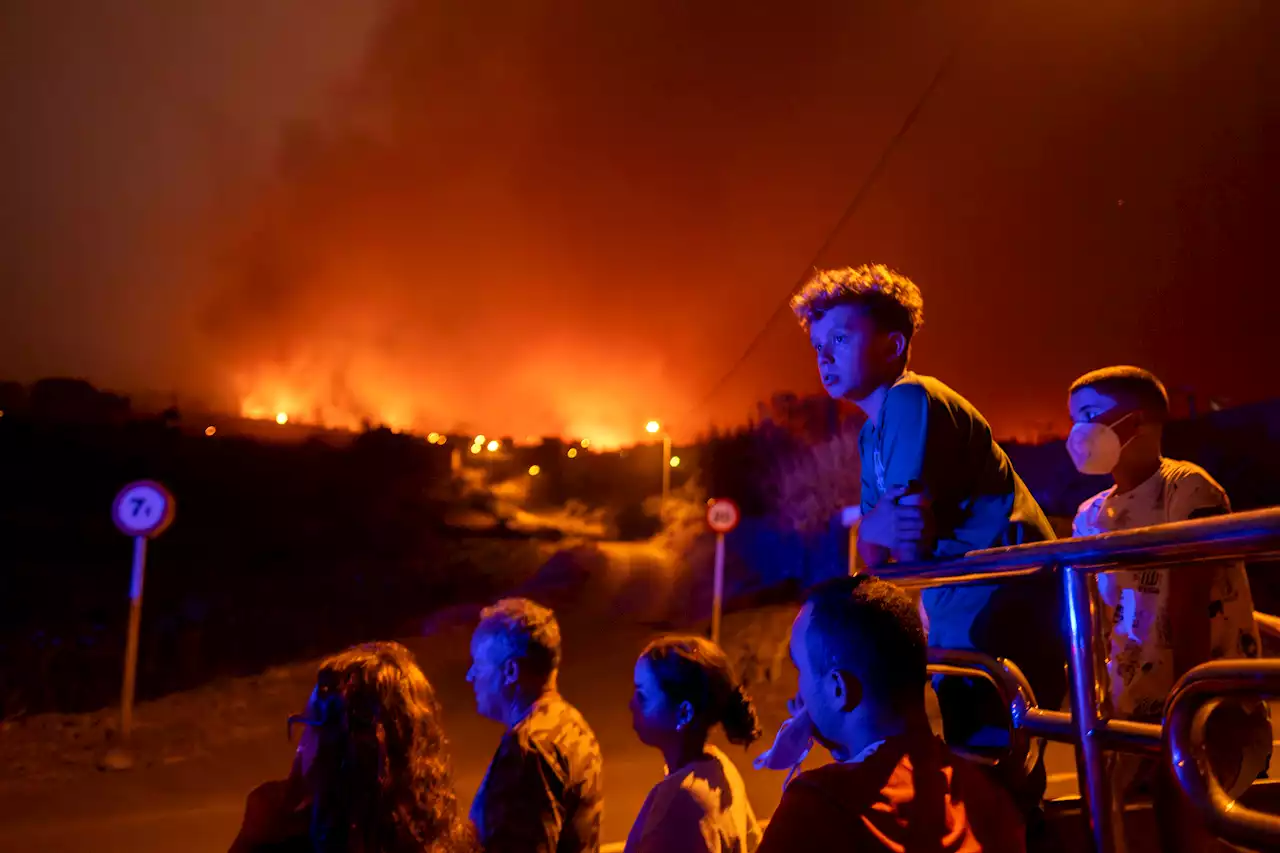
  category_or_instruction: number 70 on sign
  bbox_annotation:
[112,481,175,538]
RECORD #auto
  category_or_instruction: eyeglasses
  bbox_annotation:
[287,712,324,742]
[287,684,341,741]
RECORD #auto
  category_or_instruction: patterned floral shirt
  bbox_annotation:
[471,691,604,853]
[1073,458,1260,718]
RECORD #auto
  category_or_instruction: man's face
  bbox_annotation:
[789,605,840,749]
[808,304,896,402]
[467,632,510,723]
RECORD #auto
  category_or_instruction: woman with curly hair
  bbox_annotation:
[231,641,477,853]
[624,635,763,853]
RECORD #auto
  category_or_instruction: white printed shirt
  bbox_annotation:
[624,746,762,853]
[1073,458,1261,718]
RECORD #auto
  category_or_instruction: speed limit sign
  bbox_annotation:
[706,498,740,534]
[107,479,175,755]
[112,480,175,538]
[705,498,739,646]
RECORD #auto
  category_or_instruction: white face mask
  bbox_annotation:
[753,705,814,790]
[1066,411,1137,475]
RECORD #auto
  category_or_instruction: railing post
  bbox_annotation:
[1064,564,1126,853]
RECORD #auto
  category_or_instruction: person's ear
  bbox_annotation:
[825,669,862,713]
[884,331,908,363]
[501,658,520,687]
[675,700,695,732]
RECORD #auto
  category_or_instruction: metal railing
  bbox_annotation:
[876,506,1280,853]
[1166,660,1280,849]
[924,648,1041,780]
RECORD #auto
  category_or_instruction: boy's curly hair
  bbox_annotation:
[790,264,924,340]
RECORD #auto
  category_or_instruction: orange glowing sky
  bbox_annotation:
[3,1,1279,445]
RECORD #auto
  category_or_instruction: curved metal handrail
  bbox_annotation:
[1165,660,1280,850]
[927,648,1040,780]
[1255,610,1280,643]
[875,506,1280,588]
[872,507,1280,853]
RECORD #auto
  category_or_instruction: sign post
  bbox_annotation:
[107,480,174,764]
[705,498,740,646]
[842,506,862,576]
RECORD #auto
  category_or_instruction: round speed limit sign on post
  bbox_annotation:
[112,480,175,538]
[706,498,740,534]
[104,480,175,769]
[705,498,740,646]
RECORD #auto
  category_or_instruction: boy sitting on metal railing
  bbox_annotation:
[789,265,1067,825]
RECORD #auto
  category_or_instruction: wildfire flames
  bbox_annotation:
[232,356,640,449]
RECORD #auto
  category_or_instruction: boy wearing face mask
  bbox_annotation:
[1067,366,1267,801]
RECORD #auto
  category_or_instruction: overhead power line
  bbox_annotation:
[682,16,979,425]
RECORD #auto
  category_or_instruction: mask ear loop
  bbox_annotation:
[782,739,813,790]
[1107,408,1142,433]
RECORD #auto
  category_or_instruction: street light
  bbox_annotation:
[646,420,672,511]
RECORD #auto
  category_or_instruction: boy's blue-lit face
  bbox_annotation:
[1068,386,1143,438]
[1069,386,1122,426]
[808,304,898,402]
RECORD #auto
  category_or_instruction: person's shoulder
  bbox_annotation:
[941,747,1026,832]
[675,749,743,810]
[518,694,602,772]
[887,373,990,429]
[877,375,933,428]
[632,775,716,849]
[787,759,883,806]
[1073,488,1112,534]
[899,372,976,406]
[1160,458,1226,493]
[653,769,718,818]
[885,373,933,406]
[1160,458,1230,514]
[519,693,593,738]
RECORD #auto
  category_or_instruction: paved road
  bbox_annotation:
[0,601,1100,853]
[2,531,1265,853]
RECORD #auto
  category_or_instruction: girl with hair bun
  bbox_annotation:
[624,635,763,853]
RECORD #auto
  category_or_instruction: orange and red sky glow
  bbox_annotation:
[3,1,1278,444]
